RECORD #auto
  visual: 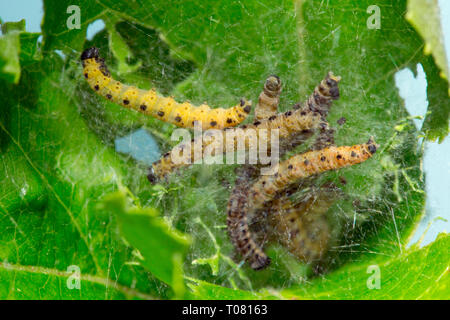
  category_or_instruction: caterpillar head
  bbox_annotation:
[80,47,110,76]
[325,71,341,99]
[265,74,282,92]
[366,136,378,154]
[81,47,100,60]
[147,166,159,184]
[251,255,271,270]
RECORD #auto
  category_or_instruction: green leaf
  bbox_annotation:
[104,17,142,75]
[1,19,26,34]
[406,0,450,141]
[18,32,42,65]
[407,0,450,90]
[186,278,276,300]
[0,23,21,84]
[42,0,105,52]
[188,233,449,299]
[281,233,450,299]
[419,52,450,142]
[0,19,41,84]
[101,189,190,296]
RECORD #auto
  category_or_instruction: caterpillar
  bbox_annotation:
[249,138,378,210]
[80,47,252,130]
[227,166,271,270]
[149,72,341,181]
[254,75,282,120]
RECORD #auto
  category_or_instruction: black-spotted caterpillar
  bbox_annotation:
[226,165,271,270]
[249,140,377,210]
[81,47,252,130]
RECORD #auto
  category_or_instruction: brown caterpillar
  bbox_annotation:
[227,166,271,270]
[254,75,282,120]
[149,72,341,181]
[80,47,252,130]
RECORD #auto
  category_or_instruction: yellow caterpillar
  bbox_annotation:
[80,47,252,130]
[149,72,341,181]
[249,139,378,210]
